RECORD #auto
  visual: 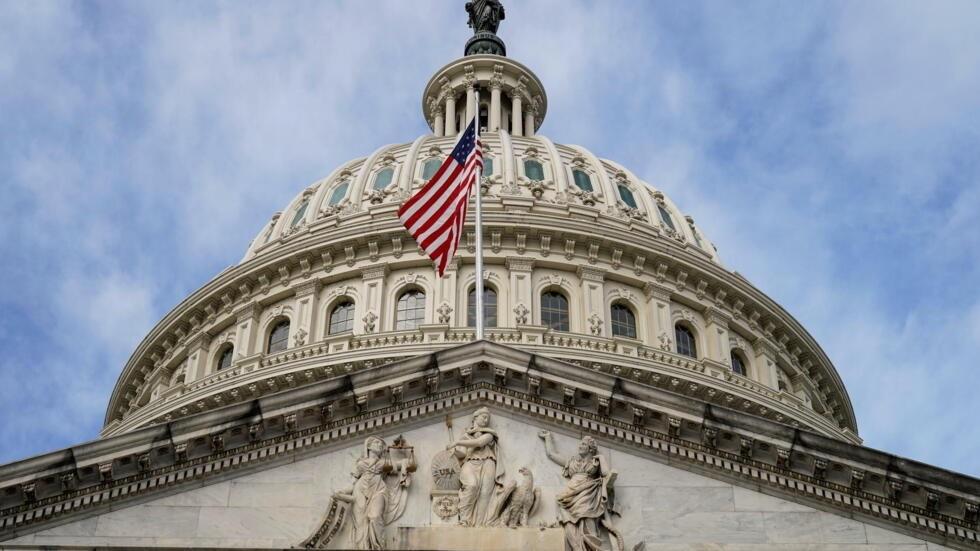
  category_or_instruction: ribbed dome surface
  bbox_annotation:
[244,132,718,266]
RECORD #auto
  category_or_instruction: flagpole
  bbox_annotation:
[474,91,485,341]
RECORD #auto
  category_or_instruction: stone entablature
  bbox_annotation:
[104,199,856,437]
[4,343,978,550]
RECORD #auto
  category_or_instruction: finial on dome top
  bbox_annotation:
[465,0,506,56]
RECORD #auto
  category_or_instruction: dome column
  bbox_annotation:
[233,302,261,358]
[524,108,535,137]
[643,282,673,350]
[445,93,457,136]
[465,84,477,125]
[511,93,523,137]
[436,258,460,325]
[489,67,503,131]
[293,280,321,347]
[185,333,212,383]
[361,264,389,334]
[754,339,783,390]
[704,307,733,366]
[430,98,445,137]
[506,257,534,327]
[577,266,606,337]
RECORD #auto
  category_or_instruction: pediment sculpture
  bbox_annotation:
[300,435,416,550]
[539,431,624,551]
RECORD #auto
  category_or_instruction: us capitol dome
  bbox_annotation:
[101,25,858,446]
[3,3,978,551]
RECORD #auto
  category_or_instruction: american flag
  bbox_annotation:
[398,119,483,276]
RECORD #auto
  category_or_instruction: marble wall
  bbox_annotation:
[2,410,958,550]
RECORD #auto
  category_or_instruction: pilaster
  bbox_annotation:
[293,280,321,347]
[643,282,673,349]
[233,302,261,357]
[361,264,389,333]
[184,333,212,382]
[435,258,460,326]
[703,306,732,365]
[754,337,782,389]
[577,266,606,336]
[506,257,534,326]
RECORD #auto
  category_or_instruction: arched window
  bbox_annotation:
[329,301,355,334]
[216,345,234,371]
[267,320,290,353]
[422,159,442,181]
[467,287,498,328]
[395,289,426,330]
[675,324,696,358]
[328,181,349,206]
[618,184,638,209]
[373,168,394,190]
[483,156,494,176]
[572,169,594,192]
[731,351,747,376]
[610,303,637,339]
[290,199,310,227]
[524,159,544,181]
[658,205,677,232]
[541,291,569,331]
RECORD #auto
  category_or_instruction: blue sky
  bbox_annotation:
[1,1,978,476]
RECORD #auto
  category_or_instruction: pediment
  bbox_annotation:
[3,408,958,550]
[0,341,976,550]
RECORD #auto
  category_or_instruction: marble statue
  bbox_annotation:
[465,0,505,35]
[539,431,624,551]
[486,465,540,528]
[301,436,414,550]
[446,407,505,526]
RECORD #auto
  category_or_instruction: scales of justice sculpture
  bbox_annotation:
[299,2,624,549]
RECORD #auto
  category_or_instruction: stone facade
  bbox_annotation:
[1,412,961,550]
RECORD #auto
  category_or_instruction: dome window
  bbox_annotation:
[572,169,594,192]
[483,156,494,176]
[422,159,442,181]
[618,184,638,209]
[373,168,394,191]
[267,320,290,354]
[541,291,569,331]
[731,351,747,376]
[610,303,637,339]
[658,205,677,232]
[290,199,310,227]
[675,323,697,358]
[329,301,355,334]
[395,289,426,330]
[467,286,498,328]
[524,159,544,182]
[328,181,350,206]
[216,345,234,371]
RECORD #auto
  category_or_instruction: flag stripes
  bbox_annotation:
[398,119,483,276]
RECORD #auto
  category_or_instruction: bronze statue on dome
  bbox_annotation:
[466,0,505,35]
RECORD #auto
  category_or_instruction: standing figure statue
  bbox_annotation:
[466,0,505,34]
[539,431,624,551]
[447,407,506,526]
[300,436,413,550]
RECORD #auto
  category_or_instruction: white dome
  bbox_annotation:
[104,51,856,446]
[244,133,718,266]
